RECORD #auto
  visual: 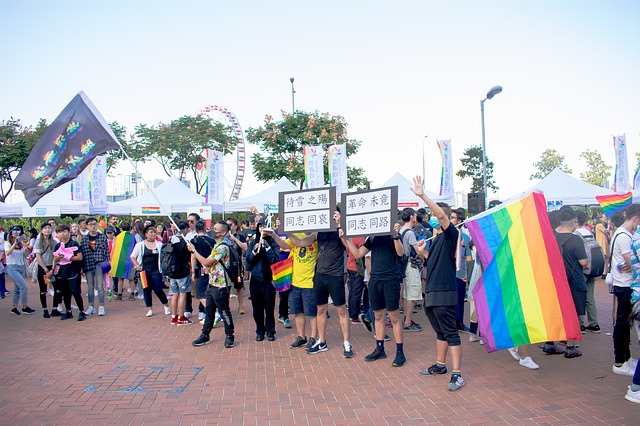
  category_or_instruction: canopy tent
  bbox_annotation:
[224,177,298,213]
[108,177,221,215]
[379,172,455,207]
[2,182,91,218]
[507,168,615,206]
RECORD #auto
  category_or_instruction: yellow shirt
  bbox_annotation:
[286,237,318,289]
[595,223,610,257]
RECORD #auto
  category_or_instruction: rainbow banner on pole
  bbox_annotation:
[109,232,136,279]
[466,191,581,353]
[596,192,632,219]
[270,257,293,292]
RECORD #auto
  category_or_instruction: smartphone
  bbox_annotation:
[17,235,26,243]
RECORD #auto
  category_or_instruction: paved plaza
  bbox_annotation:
[0,278,637,425]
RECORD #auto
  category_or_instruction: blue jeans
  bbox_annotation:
[6,265,28,307]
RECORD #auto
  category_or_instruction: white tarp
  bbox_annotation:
[225,177,298,213]
[507,168,615,206]
[3,181,91,217]
[379,172,455,207]
[108,176,221,215]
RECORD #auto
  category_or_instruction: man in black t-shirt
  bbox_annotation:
[169,221,194,326]
[411,176,465,392]
[191,221,216,322]
[53,224,86,321]
[226,217,247,314]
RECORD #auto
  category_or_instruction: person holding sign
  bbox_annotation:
[411,176,465,392]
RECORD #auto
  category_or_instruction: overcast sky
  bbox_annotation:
[2,1,639,204]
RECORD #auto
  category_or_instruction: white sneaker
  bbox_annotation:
[48,289,54,296]
[519,356,539,370]
[135,295,144,300]
[508,347,521,361]
[626,386,640,404]
[164,306,172,315]
[613,361,636,376]
[198,312,206,320]
[628,357,638,370]
[86,306,96,315]
[184,311,192,318]
[469,334,481,342]
[479,339,484,345]
[146,309,153,317]
[98,306,105,316]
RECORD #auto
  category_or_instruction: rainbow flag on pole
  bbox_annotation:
[139,270,149,289]
[466,191,581,353]
[596,191,632,219]
[109,232,136,279]
[270,257,293,292]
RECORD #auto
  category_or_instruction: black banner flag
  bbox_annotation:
[15,91,121,206]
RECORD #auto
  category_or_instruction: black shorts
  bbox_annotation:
[368,278,400,312]
[313,273,346,306]
[571,289,587,316]
[424,305,461,346]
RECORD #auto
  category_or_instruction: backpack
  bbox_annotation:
[193,235,215,270]
[395,234,409,282]
[574,229,606,278]
[160,242,177,277]
[218,241,243,287]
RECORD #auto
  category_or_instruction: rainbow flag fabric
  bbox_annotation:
[466,191,581,353]
[109,232,136,279]
[139,270,149,289]
[270,257,293,292]
[596,192,632,219]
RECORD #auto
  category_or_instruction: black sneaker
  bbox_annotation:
[267,333,276,341]
[364,348,387,362]
[542,343,564,355]
[224,335,234,348]
[392,352,406,367]
[78,312,86,321]
[358,313,372,332]
[192,334,211,346]
[308,340,328,355]
[420,363,447,375]
[448,374,465,391]
[585,324,601,333]
[10,308,20,316]
[564,347,582,358]
[384,334,391,342]
[305,337,316,352]
[256,333,265,342]
[290,336,308,349]
[343,343,354,359]
[50,309,61,317]
[22,306,35,315]
[60,311,73,320]
[43,309,50,319]
[580,325,586,334]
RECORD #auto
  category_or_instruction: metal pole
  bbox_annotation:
[480,99,487,210]
[422,135,428,179]
[290,77,295,113]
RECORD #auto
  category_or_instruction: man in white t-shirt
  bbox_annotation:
[611,204,640,376]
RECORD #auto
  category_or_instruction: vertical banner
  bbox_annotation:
[89,156,107,214]
[438,139,453,197]
[206,149,224,205]
[340,186,398,237]
[71,163,90,201]
[614,135,630,193]
[303,145,324,189]
[328,144,348,199]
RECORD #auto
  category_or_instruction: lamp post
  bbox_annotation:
[290,77,295,113]
[421,135,429,180]
[480,85,502,209]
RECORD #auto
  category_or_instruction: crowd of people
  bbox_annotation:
[0,178,639,399]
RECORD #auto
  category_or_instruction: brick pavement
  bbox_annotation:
[0,278,638,425]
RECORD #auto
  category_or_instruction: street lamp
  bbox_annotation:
[290,77,295,113]
[480,85,502,209]
[421,135,429,180]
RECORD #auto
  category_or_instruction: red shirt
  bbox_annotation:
[346,237,365,271]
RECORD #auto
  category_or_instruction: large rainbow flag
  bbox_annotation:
[109,232,136,279]
[466,191,581,353]
[596,192,632,219]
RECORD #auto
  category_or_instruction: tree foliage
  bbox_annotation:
[245,111,369,190]
[530,149,572,180]
[133,115,238,193]
[0,118,48,202]
[105,121,134,173]
[579,149,611,187]
[456,145,498,193]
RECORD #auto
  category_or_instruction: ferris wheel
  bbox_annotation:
[197,105,246,201]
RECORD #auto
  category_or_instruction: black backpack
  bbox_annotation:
[395,234,408,282]
[160,242,176,277]
[218,241,243,287]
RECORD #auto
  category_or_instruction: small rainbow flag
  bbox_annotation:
[139,270,149,289]
[109,232,136,279]
[270,257,293,292]
[466,191,581,353]
[596,192,632,219]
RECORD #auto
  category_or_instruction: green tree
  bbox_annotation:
[0,118,48,202]
[579,149,611,187]
[105,121,137,172]
[246,111,369,190]
[133,115,238,193]
[530,149,572,180]
[456,145,498,193]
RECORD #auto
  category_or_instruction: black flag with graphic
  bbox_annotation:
[15,91,121,206]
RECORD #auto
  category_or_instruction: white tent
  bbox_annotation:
[379,172,455,207]
[224,177,298,212]
[3,182,91,217]
[507,168,615,205]
[108,177,221,215]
